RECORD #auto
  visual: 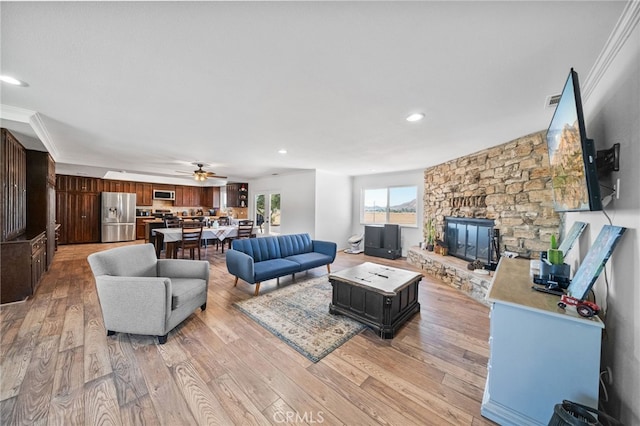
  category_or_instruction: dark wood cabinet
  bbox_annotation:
[56,191,69,244]
[226,183,248,208]
[103,179,136,193]
[1,231,47,303]
[26,151,57,267]
[135,182,153,206]
[136,218,147,240]
[1,129,57,304]
[174,185,202,207]
[1,129,27,241]
[202,187,221,208]
[65,192,100,243]
[56,175,102,193]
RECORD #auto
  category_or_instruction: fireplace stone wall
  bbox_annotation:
[409,131,562,302]
[424,130,561,257]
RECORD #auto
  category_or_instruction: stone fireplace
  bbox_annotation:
[445,217,495,263]
[408,130,562,303]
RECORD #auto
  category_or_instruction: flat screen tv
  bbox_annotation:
[546,68,602,212]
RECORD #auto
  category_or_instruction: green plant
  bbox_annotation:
[424,218,436,245]
[547,234,564,265]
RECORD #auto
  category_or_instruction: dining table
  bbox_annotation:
[153,225,241,258]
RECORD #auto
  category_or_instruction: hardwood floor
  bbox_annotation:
[0,241,495,425]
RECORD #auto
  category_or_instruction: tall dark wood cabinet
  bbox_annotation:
[26,150,57,267]
[1,129,56,304]
[1,129,27,241]
[64,192,100,244]
[56,175,101,244]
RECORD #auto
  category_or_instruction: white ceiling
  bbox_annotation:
[0,1,628,185]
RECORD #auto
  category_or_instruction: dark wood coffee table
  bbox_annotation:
[328,262,422,339]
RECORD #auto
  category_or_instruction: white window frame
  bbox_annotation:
[361,185,418,227]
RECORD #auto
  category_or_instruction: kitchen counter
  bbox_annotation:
[137,215,229,221]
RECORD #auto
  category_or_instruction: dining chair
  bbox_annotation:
[237,220,254,239]
[218,217,230,226]
[182,220,202,228]
[164,217,181,228]
[181,224,203,260]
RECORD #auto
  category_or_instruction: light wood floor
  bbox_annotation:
[1,241,495,425]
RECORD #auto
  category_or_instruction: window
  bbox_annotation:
[362,186,417,226]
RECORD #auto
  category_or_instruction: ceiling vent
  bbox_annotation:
[545,94,562,108]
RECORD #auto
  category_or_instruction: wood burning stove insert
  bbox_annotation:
[445,217,496,264]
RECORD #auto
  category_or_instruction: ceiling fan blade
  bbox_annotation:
[205,172,227,179]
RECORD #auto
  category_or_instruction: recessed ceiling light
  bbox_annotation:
[278,149,287,154]
[0,75,27,86]
[406,113,425,122]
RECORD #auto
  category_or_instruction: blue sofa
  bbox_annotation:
[226,233,337,296]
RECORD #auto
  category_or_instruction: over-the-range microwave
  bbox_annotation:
[153,189,175,200]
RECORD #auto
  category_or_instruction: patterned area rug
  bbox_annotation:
[234,276,367,362]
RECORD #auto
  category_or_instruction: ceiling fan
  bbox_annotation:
[178,163,227,181]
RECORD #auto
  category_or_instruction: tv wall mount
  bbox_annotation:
[596,142,620,177]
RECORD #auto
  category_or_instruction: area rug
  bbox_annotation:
[234,276,367,362]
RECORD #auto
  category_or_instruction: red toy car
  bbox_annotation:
[557,295,601,318]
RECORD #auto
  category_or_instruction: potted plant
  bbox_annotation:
[547,234,564,266]
[424,218,436,251]
[543,234,570,284]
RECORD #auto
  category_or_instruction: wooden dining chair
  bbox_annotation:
[164,217,181,228]
[237,220,254,239]
[181,224,203,260]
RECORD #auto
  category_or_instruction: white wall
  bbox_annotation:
[564,9,639,423]
[249,171,316,236]
[351,169,424,256]
[315,170,352,248]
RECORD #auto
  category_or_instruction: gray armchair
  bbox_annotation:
[87,243,209,344]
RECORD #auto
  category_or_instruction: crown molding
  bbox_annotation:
[0,104,35,123]
[30,113,59,161]
[0,103,59,161]
[583,0,640,101]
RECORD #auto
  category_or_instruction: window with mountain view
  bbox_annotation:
[362,186,417,225]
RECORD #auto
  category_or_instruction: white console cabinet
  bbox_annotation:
[481,258,603,425]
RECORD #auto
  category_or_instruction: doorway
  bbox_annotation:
[254,192,281,235]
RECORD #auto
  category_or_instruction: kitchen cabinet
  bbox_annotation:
[226,183,248,208]
[136,182,153,206]
[481,258,602,425]
[202,186,221,208]
[103,179,136,193]
[1,128,27,241]
[136,218,147,240]
[56,191,69,244]
[56,174,101,244]
[1,231,47,303]
[56,175,102,193]
[175,185,202,207]
[26,151,57,267]
[63,192,101,243]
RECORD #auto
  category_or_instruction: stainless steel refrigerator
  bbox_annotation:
[101,192,136,242]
